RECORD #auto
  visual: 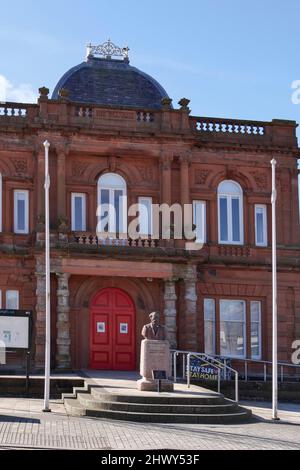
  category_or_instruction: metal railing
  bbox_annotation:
[204,354,300,382]
[171,350,239,402]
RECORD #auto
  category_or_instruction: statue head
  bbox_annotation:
[149,311,160,326]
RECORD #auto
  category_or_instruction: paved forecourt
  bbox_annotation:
[0,396,300,450]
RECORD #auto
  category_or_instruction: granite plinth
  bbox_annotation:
[137,339,173,392]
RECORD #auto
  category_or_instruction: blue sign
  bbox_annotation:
[188,358,219,380]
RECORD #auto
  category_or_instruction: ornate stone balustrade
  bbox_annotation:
[0,103,28,117]
[136,111,154,122]
[0,99,297,147]
[74,106,155,123]
[191,116,266,137]
[75,106,93,118]
[72,233,160,248]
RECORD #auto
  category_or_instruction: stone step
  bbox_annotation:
[77,392,239,415]
[90,386,226,405]
[64,398,251,424]
[65,397,87,416]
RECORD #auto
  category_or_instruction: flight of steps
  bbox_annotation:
[63,382,252,424]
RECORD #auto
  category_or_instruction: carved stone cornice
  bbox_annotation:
[193,140,299,156]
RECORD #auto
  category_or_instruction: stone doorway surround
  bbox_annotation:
[34,256,198,369]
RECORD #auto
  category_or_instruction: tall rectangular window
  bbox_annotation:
[14,190,29,234]
[71,193,86,231]
[220,300,246,358]
[6,290,19,309]
[138,197,153,237]
[219,197,228,242]
[231,198,241,242]
[193,200,206,243]
[250,301,262,359]
[255,204,267,246]
[204,298,215,355]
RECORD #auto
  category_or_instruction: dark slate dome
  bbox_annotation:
[52,41,170,109]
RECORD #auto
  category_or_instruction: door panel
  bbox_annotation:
[89,288,135,370]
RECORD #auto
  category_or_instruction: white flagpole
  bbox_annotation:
[43,140,51,412]
[271,158,279,420]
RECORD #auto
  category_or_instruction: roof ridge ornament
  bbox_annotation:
[86,39,130,62]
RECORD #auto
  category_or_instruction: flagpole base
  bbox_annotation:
[42,408,52,413]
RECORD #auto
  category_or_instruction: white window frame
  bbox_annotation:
[6,290,19,309]
[138,196,153,236]
[255,204,267,247]
[71,193,86,231]
[193,200,206,243]
[14,190,29,234]
[97,173,127,236]
[218,181,243,245]
[220,299,246,359]
[250,300,262,360]
[204,298,216,355]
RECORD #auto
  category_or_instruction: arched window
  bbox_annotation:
[97,173,127,236]
[218,180,243,244]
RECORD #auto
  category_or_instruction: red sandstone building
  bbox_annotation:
[0,41,299,374]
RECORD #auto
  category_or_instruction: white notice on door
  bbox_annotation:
[97,322,105,333]
[120,323,128,334]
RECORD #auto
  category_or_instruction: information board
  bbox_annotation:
[152,370,167,380]
[0,310,32,350]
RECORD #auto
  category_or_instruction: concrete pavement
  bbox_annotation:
[0,397,300,449]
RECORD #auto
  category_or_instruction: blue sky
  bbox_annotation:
[0,0,300,134]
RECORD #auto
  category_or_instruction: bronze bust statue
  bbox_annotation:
[141,311,166,340]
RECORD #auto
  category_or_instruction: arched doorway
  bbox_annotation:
[89,287,136,370]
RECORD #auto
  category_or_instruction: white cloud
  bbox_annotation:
[0,74,36,103]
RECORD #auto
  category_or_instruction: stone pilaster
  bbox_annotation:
[56,149,67,220]
[56,272,71,368]
[57,147,69,243]
[179,153,190,207]
[35,272,46,368]
[36,149,46,245]
[160,153,173,205]
[163,278,177,348]
[36,149,45,221]
[183,265,198,351]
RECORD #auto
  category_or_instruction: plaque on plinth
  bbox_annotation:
[137,311,174,392]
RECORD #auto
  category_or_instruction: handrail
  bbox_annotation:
[171,350,239,402]
[173,350,300,383]
[205,352,300,368]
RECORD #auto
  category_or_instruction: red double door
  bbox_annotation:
[89,288,136,370]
